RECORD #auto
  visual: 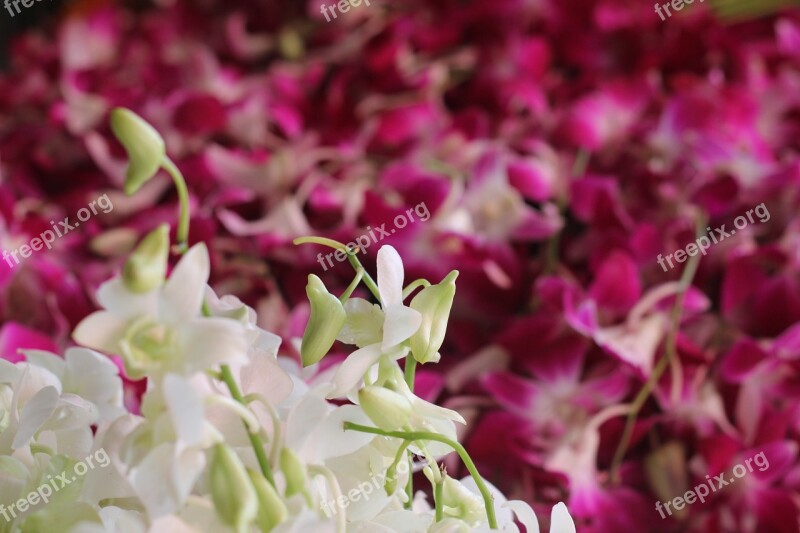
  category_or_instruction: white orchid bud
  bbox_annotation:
[122,224,170,293]
[109,108,166,195]
[209,444,258,532]
[280,448,309,501]
[358,386,413,431]
[247,468,288,532]
[441,476,486,526]
[301,275,346,367]
[409,270,459,364]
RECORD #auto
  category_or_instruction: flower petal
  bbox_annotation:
[161,243,211,319]
[328,344,384,399]
[72,312,131,355]
[377,245,405,307]
[382,305,422,351]
[550,502,576,533]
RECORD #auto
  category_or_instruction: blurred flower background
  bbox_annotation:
[1,0,800,531]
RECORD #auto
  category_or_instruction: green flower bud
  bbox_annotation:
[358,386,412,431]
[409,271,459,364]
[209,444,258,533]
[109,108,166,195]
[301,275,346,367]
[279,448,310,503]
[247,469,288,532]
[122,224,170,293]
[441,475,485,526]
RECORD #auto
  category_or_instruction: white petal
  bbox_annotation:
[377,245,405,307]
[307,405,375,462]
[20,350,66,380]
[286,394,331,450]
[382,305,422,350]
[164,374,204,447]
[550,502,576,533]
[97,278,159,318]
[241,355,293,405]
[161,243,210,319]
[13,385,59,449]
[504,501,539,533]
[410,396,466,425]
[179,318,249,374]
[328,344,384,399]
[72,312,130,355]
[338,298,384,347]
[63,348,125,421]
[130,443,205,519]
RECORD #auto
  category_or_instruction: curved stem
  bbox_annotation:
[340,269,364,304]
[309,465,347,533]
[220,365,275,486]
[609,214,706,482]
[402,279,431,300]
[346,252,380,302]
[343,422,498,529]
[161,157,191,254]
[293,236,382,302]
[243,393,283,467]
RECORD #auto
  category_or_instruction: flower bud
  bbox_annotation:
[441,475,485,525]
[280,448,309,501]
[122,224,170,293]
[301,275,346,367]
[110,108,166,195]
[358,386,413,431]
[209,444,258,532]
[409,271,458,364]
[247,468,288,532]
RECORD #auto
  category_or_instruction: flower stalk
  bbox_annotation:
[343,422,498,529]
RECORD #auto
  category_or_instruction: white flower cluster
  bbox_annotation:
[0,108,577,533]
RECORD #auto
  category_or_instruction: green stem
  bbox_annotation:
[161,157,191,253]
[343,422,497,529]
[402,279,431,300]
[403,356,418,505]
[220,365,275,486]
[346,252,380,303]
[340,269,364,304]
[609,215,706,482]
[293,236,381,302]
[404,357,417,391]
[434,475,444,522]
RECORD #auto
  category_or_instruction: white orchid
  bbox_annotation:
[73,243,249,379]
[329,245,422,399]
[0,112,582,533]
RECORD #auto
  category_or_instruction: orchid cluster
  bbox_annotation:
[2,0,800,531]
[0,109,576,533]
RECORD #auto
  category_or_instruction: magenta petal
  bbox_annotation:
[754,488,800,533]
[744,441,798,485]
[772,323,800,360]
[720,339,768,383]
[589,251,641,315]
[0,323,58,363]
[482,372,538,414]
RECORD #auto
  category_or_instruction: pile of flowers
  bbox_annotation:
[0,110,576,532]
[1,0,800,531]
